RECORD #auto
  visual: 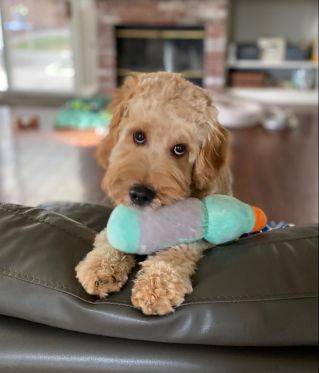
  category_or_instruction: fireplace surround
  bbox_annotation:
[96,0,229,96]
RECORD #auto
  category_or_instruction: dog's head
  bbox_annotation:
[97,72,229,208]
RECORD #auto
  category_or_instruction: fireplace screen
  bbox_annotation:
[116,26,204,86]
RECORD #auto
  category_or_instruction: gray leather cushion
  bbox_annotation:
[0,202,318,346]
[0,316,317,373]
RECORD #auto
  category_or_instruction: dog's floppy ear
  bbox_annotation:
[96,75,138,169]
[192,106,230,198]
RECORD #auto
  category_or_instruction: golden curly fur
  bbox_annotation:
[76,72,232,315]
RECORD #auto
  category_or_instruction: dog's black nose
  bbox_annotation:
[129,184,155,206]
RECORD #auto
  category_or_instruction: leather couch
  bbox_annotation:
[0,202,318,373]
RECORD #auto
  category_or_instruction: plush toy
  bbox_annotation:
[106,195,267,255]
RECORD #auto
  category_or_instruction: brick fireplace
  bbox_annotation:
[96,0,229,96]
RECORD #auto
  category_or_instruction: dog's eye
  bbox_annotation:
[172,144,187,157]
[133,131,146,145]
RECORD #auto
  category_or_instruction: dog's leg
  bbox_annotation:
[76,231,135,298]
[131,241,210,315]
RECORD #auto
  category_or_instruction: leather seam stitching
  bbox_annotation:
[0,205,93,244]
[0,270,317,305]
[0,271,134,306]
[219,234,318,249]
[183,293,319,303]
[0,267,80,294]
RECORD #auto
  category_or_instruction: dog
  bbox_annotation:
[75,72,232,315]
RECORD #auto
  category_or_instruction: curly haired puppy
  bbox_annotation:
[76,72,232,315]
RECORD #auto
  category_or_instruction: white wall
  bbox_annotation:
[230,0,318,43]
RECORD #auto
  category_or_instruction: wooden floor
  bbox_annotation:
[230,114,318,224]
[0,105,318,224]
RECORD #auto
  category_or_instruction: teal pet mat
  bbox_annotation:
[55,96,112,130]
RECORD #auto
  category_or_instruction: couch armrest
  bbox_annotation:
[38,201,112,232]
[0,203,318,346]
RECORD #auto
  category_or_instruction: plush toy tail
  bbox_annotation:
[203,195,268,245]
[251,206,267,232]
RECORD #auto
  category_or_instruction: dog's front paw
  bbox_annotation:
[131,262,193,315]
[75,248,135,298]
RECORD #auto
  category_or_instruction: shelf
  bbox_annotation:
[117,69,203,79]
[116,29,204,40]
[227,60,318,70]
[227,88,318,106]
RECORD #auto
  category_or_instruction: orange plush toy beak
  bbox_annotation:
[252,206,268,232]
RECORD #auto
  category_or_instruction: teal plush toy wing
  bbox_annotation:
[106,195,267,255]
